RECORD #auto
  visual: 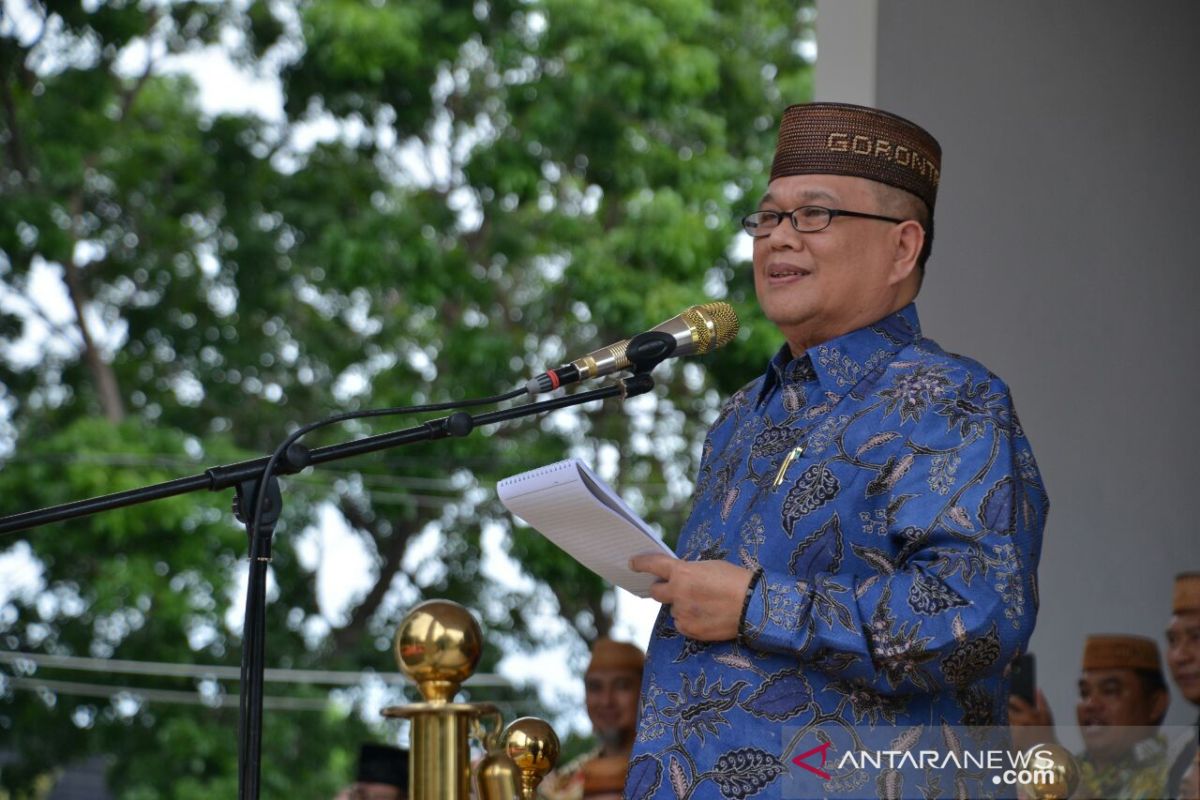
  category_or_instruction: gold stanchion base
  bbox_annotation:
[382,703,501,800]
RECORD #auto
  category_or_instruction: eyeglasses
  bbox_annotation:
[741,206,907,237]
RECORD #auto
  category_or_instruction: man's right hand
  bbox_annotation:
[1008,689,1057,752]
[629,554,753,641]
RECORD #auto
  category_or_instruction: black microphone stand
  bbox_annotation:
[0,346,671,799]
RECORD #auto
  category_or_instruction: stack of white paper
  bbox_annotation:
[497,458,676,598]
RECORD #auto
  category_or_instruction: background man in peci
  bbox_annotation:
[627,102,1048,799]
[1011,634,1171,799]
[540,638,645,800]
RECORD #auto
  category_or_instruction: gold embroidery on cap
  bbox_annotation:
[824,132,939,187]
[774,103,942,209]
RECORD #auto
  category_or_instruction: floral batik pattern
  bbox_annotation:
[627,305,1048,800]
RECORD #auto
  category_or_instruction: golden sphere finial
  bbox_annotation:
[393,599,482,703]
[504,716,560,799]
[1018,743,1080,800]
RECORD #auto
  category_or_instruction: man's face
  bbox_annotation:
[584,668,641,742]
[1075,668,1165,761]
[1167,611,1200,704]
[752,174,915,354]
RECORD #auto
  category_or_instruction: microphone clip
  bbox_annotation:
[615,331,674,400]
[625,330,677,374]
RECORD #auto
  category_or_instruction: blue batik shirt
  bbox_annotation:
[625,304,1048,800]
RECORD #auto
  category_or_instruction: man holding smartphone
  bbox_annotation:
[1010,635,1170,798]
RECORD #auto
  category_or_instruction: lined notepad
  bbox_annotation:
[497,458,676,598]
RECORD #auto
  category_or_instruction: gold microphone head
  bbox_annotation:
[683,301,740,353]
[568,301,740,382]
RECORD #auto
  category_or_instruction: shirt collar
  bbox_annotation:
[757,304,923,406]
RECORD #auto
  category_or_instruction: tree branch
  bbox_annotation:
[117,57,156,123]
[544,580,613,641]
[63,179,126,423]
[114,9,161,123]
[328,493,434,653]
[51,12,165,424]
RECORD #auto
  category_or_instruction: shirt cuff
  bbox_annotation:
[739,570,813,655]
[736,567,763,645]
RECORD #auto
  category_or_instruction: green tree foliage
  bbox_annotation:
[0,0,811,794]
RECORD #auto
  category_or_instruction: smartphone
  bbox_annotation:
[1010,653,1036,705]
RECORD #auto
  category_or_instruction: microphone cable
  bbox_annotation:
[246,383,528,549]
[238,383,525,797]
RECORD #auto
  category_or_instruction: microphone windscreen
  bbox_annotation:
[684,302,740,353]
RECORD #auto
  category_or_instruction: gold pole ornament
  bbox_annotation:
[380,599,558,800]
[504,717,561,800]
[1018,743,1080,800]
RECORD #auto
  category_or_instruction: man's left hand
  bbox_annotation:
[630,554,753,641]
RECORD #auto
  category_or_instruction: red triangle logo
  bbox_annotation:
[791,740,832,780]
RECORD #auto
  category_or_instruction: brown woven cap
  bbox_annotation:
[1082,634,1162,672]
[1173,572,1200,613]
[586,638,644,676]
[771,102,942,211]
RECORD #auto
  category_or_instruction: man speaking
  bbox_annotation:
[627,102,1047,799]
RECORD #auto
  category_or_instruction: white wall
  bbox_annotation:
[818,1,1200,732]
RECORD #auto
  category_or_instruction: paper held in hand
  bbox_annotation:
[497,458,676,598]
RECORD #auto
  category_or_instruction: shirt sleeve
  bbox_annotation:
[739,377,1048,696]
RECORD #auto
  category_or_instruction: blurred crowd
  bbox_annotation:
[337,571,1198,800]
[1009,572,1200,799]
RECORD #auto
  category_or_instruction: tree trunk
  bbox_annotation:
[63,188,125,423]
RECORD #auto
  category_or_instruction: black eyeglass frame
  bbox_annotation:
[741,206,908,237]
